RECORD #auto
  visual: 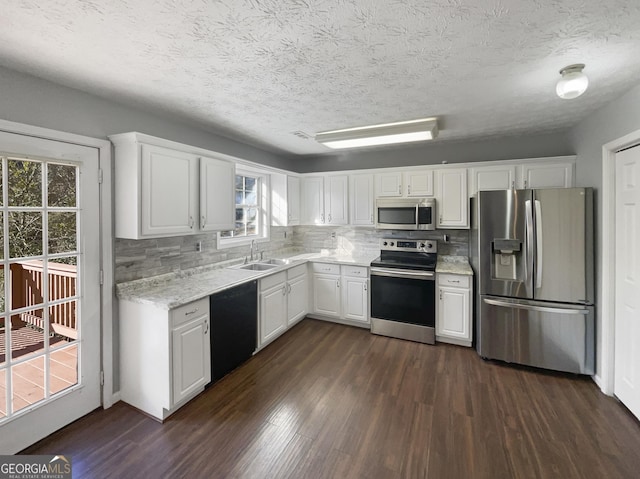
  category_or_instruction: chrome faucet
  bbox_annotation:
[250,240,256,262]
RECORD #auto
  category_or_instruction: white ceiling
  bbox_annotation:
[1,1,640,156]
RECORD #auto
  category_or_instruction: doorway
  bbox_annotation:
[0,127,108,454]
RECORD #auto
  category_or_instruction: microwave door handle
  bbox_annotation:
[535,199,543,289]
[415,204,420,229]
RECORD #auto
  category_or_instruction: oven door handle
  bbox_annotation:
[370,268,435,280]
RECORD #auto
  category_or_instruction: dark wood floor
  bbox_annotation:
[23,319,640,478]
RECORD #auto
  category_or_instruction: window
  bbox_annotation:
[218,170,269,247]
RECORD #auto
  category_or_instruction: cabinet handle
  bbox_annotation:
[321,213,325,223]
[511,180,515,189]
[398,185,401,195]
[449,280,460,283]
[185,308,199,316]
[439,290,442,300]
[337,279,340,288]
[282,285,287,296]
[201,215,206,229]
[189,216,194,229]
[204,320,209,335]
[524,180,528,189]
[439,215,443,223]
[328,213,332,223]
[364,283,367,292]
[370,214,374,223]
[408,185,411,195]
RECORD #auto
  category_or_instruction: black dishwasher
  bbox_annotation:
[209,280,258,384]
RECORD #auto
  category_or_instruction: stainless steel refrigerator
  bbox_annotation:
[470,188,594,374]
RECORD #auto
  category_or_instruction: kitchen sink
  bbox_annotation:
[236,262,278,271]
[259,258,291,266]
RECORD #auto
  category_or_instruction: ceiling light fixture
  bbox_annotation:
[315,118,439,149]
[556,64,588,100]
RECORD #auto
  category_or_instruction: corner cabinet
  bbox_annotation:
[110,132,234,239]
[435,168,469,228]
[301,175,349,225]
[310,263,369,327]
[119,297,211,421]
[436,274,472,347]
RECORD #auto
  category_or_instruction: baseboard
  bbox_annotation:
[593,374,613,396]
[306,314,370,329]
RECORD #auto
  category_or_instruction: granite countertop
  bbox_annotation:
[436,255,474,275]
[116,250,379,310]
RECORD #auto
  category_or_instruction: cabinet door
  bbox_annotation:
[260,283,287,345]
[172,314,210,406]
[342,277,369,323]
[301,176,325,225]
[325,175,349,225]
[200,156,234,231]
[437,286,470,341]
[313,273,341,317]
[405,170,434,197]
[469,165,517,195]
[350,174,375,226]
[376,172,403,197]
[520,163,574,189]
[436,168,469,228]
[141,144,197,236]
[287,176,301,225]
[287,275,308,326]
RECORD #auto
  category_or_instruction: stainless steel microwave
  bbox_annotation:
[375,198,436,230]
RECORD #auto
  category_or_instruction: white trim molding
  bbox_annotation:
[600,128,640,395]
[0,118,115,409]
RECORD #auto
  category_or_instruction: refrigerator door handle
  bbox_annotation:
[525,200,534,291]
[483,298,589,315]
[535,199,543,289]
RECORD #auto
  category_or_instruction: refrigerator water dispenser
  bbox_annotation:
[492,239,521,280]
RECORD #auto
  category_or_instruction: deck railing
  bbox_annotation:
[7,260,78,340]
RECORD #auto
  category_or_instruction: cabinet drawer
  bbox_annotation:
[260,271,287,291]
[312,262,340,275]
[438,274,470,288]
[171,297,209,327]
[287,263,307,280]
[341,265,368,278]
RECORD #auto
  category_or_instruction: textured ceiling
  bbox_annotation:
[1,0,640,155]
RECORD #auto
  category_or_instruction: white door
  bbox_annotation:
[260,285,287,345]
[325,175,348,225]
[301,177,324,225]
[436,169,469,228]
[350,174,374,226]
[0,131,101,453]
[437,286,470,339]
[342,277,368,322]
[287,275,308,326]
[615,144,640,420]
[172,315,209,405]
[287,176,300,225]
[313,274,341,317]
[376,172,403,197]
[405,170,433,197]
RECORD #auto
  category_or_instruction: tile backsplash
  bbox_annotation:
[115,225,469,283]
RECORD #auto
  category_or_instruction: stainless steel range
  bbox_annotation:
[370,238,437,344]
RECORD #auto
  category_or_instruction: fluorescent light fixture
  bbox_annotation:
[556,64,588,100]
[315,118,438,149]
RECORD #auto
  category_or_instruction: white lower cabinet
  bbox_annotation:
[436,273,472,347]
[311,263,369,326]
[259,264,308,348]
[119,297,211,421]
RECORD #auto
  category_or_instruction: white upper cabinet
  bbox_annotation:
[376,170,433,197]
[405,170,434,197]
[140,144,197,237]
[376,172,403,197]
[287,176,301,225]
[301,175,349,225]
[301,176,325,225]
[469,165,517,195]
[520,162,574,189]
[325,175,349,225]
[110,132,236,239]
[200,156,235,232]
[271,174,300,227]
[436,168,469,229]
[350,173,375,226]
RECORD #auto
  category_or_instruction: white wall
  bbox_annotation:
[570,82,640,382]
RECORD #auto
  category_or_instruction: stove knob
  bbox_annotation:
[427,242,433,249]
[390,242,395,247]
[420,243,426,248]
[383,241,388,246]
